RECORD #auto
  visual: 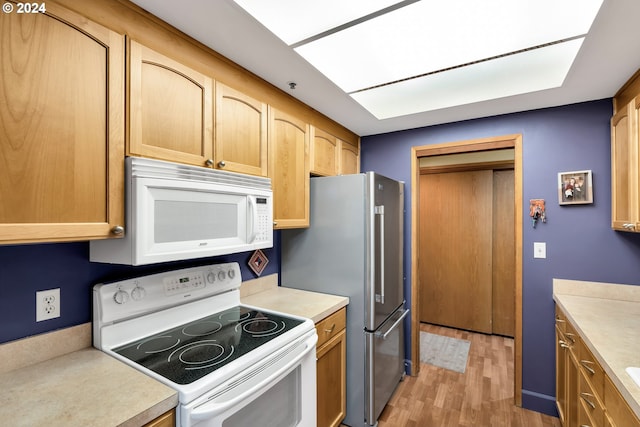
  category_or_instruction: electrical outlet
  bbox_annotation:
[36,288,60,322]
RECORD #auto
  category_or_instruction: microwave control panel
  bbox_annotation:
[255,197,271,242]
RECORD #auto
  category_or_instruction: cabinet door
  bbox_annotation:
[268,107,310,229]
[317,329,346,427]
[215,83,267,176]
[128,40,213,167]
[310,127,339,176]
[339,141,360,175]
[0,2,125,243]
[556,326,568,425]
[611,101,639,231]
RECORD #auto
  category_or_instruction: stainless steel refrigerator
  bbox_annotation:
[281,172,407,427]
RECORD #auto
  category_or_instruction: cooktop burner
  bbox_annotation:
[114,306,303,385]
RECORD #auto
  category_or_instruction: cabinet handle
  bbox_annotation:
[565,333,576,344]
[218,160,226,168]
[580,425,591,427]
[111,225,124,235]
[580,360,596,375]
[559,340,569,349]
[555,316,565,324]
[204,159,214,167]
[324,324,336,334]
[580,392,596,409]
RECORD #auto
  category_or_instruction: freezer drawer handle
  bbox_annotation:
[376,309,409,340]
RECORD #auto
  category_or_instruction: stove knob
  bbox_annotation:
[228,269,236,279]
[217,271,226,281]
[113,289,130,305]
[131,286,146,301]
[207,272,216,283]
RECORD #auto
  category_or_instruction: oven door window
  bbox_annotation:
[223,366,301,427]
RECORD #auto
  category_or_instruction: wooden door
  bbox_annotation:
[492,170,515,336]
[419,170,493,333]
[0,2,125,243]
[268,107,310,229]
[128,39,213,167]
[215,82,267,176]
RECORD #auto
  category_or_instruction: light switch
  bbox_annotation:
[534,242,546,259]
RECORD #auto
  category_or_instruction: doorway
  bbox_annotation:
[409,135,523,405]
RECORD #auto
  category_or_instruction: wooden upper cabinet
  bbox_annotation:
[0,2,125,243]
[310,127,339,176]
[268,107,310,229]
[215,83,268,176]
[611,99,639,231]
[128,39,213,167]
[340,141,360,175]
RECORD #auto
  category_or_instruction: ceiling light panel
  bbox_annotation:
[294,0,603,92]
[350,38,584,119]
[232,0,406,45]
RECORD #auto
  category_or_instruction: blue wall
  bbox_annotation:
[360,98,640,415]
[0,234,280,344]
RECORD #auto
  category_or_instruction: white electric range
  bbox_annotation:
[92,262,317,427]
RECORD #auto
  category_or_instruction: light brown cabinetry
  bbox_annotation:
[611,71,640,232]
[340,141,360,175]
[268,107,310,229]
[556,307,579,427]
[310,127,361,176]
[605,375,640,427]
[128,39,213,167]
[315,308,347,427]
[215,82,268,176]
[555,306,640,427]
[0,1,125,244]
[142,409,176,427]
[310,127,340,176]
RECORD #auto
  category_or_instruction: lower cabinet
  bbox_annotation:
[143,409,175,427]
[556,307,579,426]
[555,306,640,427]
[315,308,347,427]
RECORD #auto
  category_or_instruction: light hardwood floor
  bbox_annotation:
[376,323,561,427]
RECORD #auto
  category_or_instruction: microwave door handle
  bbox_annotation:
[248,196,258,243]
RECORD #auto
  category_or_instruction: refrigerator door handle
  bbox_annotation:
[375,204,385,304]
[375,308,409,339]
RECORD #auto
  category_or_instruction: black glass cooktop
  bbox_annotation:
[114,306,303,385]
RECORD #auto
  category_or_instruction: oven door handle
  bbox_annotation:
[190,334,316,420]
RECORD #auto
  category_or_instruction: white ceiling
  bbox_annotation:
[130,0,640,136]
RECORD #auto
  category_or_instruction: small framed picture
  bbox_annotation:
[558,170,593,205]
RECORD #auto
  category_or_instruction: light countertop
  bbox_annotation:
[553,278,640,419]
[0,343,177,427]
[241,274,349,323]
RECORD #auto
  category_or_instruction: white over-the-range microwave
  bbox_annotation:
[90,157,273,265]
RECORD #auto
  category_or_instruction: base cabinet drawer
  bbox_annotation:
[579,370,604,427]
[142,409,176,427]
